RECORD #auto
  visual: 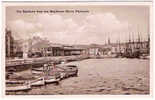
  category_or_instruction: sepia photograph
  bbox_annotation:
[2,2,152,95]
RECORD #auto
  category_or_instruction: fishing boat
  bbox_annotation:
[30,77,45,86]
[6,83,31,92]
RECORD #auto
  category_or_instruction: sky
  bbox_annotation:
[6,5,150,45]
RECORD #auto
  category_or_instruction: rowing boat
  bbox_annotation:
[44,76,59,84]
[31,77,45,86]
[6,80,25,84]
[32,70,43,74]
[6,84,31,92]
[32,67,44,71]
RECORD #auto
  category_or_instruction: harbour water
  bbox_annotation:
[7,58,150,95]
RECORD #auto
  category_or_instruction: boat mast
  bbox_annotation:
[118,33,121,53]
[138,32,143,49]
[137,32,141,49]
[128,32,131,51]
[147,33,150,54]
[132,32,135,52]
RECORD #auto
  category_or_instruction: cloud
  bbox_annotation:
[8,13,130,44]
[84,13,129,33]
[37,14,66,32]
[80,13,130,43]
[8,19,42,40]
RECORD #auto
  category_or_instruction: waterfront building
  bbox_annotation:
[50,44,64,56]
[5,28,14,58]
[13,40,23,58]
[22,41,29,59]
[28,36,51,57]
[84,44,104,56]
[63,46,84,56]
[42,45,84,57]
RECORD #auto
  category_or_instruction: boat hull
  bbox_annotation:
[6,80,25,84]
[6,85,31,92]
[31,80,45,86]
[45,78,59,84]
[32,70,43,74]
[30,77,45,86]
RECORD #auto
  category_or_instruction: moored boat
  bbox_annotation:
[6,80,25,84]
[139,55,150,59]
[6,84,31,92]
[60,72,66,79]
[32,67,44,71]
[32,70,43,74]
[44,76,59,84]
[30,77,45,86]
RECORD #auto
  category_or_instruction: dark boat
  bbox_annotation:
[6,80,25,84]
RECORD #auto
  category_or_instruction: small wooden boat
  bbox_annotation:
[44,76,59,84]
[146,55,150,59]
[32,70,43,74]
[56,65,78,78]
[6,80,25,84]
[31,77,45,86]
[6,84,31,92]
[32,67,44,71]
[60,72,66,79]
[139,55,150,59]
